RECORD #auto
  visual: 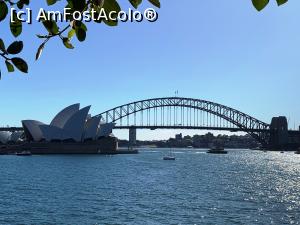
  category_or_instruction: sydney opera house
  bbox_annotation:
[1,104,122,154]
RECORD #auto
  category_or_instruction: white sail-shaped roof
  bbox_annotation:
[84,116,101,140]
[39,125,67,141]
[21,104,96,143]
[22,120,45,142]
[50,103,80,128]
[97,123,115,138]
[63,106,91,142]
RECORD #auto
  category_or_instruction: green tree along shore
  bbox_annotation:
[0,0,287,78]
[119,133,259,149]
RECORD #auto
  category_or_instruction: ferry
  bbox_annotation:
[207,146,228,154]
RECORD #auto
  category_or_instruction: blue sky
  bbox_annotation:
[0,0,299,140]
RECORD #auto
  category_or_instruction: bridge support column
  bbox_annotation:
[129,127,137,146]
[269,117,288,150]
[298,126,300,148]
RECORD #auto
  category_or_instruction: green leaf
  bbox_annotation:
[276,0,288,6]
[73,21,87,42]
[75,27,86,42]
[66,0,73,9]
[42,19,59,34]
[62,38,74,49]
[68,0,86,11]
[17,1,24,9]
[10,12,23,37]
[102,0,121,26]
[22,0,30,5]
[74,20,87,31]
[7,41,23,55]
[93,0,104,7]
[0,38,5,52]
[68,29,76,39]
[252,0,269,11]
[129,0,142,9]
[47,0,57,5]
[0,1,8,22]
[148,0,160,8]
[11,57,28,73]
[5,61,14,72]
[35,43,45,60]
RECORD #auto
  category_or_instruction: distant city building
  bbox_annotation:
[183,135,192,140]
[175,133,182,140]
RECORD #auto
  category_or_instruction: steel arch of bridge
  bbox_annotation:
[97,97,270,145]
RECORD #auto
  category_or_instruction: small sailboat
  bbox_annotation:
[163,155,176,160]
[163,149,175,160]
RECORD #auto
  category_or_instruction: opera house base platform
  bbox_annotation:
[0,137,138,155]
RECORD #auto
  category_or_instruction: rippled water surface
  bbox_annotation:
[0,149,299,224]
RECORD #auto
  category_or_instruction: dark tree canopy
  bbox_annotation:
[0,0,288,79]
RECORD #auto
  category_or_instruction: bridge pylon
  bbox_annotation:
[129,127,137,146]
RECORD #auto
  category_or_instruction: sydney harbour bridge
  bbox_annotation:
[2,97,300,149]
[96,97,299,149]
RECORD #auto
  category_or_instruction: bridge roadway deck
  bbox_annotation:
[0,126,270,133]
[0,127,24,132]
[114,126,270,132]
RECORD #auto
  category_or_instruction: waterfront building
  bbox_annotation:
[175,133,183,141]
[22,104,115,143]
[1,104,139,155]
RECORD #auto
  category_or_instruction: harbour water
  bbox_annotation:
[0,149,299,224]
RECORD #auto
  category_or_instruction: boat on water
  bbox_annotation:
[207,146,228,154]
[16,151,32,156]
[163,156,176,160]
[250,147,261,150]
[163,149,176,160]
